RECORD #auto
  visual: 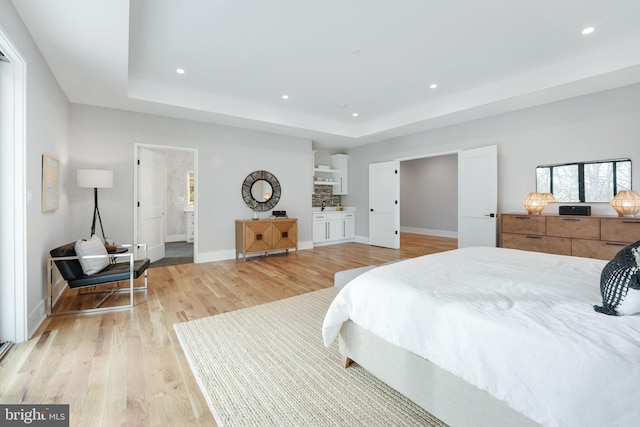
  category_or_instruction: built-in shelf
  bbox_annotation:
[314,181,340,185]
[312,153,348,195]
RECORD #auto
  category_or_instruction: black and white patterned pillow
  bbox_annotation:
[594,241,640,316]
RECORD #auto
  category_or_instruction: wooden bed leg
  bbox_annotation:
[340,354,353,368]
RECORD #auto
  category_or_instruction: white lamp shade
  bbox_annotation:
[77,169,113,189]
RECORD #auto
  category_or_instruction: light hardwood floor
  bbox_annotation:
[0,234,456,426]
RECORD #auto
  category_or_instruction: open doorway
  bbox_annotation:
[134,144,197,266]
[400,154,458,239]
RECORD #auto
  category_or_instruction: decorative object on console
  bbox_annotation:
[242,170,281,212]
[610,190,640,217]
[559,205,591,216]
[522,192,547,214]
[77,168,113,240]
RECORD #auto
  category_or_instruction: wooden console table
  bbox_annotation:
[501,213,640,260]
[235,218,298,261]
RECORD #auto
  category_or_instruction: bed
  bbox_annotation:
[322,247,640,427]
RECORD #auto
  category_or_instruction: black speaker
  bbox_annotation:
[559,205,591,216]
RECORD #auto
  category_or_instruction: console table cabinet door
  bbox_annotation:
[243,221,274,253]
[271,219,298,250]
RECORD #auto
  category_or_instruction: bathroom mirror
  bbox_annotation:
[242,170,281,211]
[536,158,631,203]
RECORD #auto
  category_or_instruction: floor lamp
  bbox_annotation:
[77,169,113,240]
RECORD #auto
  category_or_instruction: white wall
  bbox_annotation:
[345,84,640,238]
[68,105,313,261]
[0,1,70,339]
[400,155,458,236]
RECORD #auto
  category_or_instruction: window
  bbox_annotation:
[536,158,631,203]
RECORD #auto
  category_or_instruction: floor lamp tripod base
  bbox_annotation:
[91,187,107,241]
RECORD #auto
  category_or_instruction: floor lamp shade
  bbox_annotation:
[77,169,113,189]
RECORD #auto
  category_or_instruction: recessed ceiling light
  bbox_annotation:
[176,68,185,74]
[352,113,359,117]
[581,27,595,35]
[429,83,438,89]
[282,94,289,100]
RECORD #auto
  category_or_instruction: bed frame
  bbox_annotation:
[338,320,540,427]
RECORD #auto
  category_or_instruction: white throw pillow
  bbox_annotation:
[617,288,640,315]
[75,235,109,275]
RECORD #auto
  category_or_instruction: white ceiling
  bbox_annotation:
[11,0,640,149]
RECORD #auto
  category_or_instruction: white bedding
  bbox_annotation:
[322,247,640,427]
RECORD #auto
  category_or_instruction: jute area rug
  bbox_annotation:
[174,287,447,426]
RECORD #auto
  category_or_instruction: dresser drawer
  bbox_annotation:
[501,233,571,256]
[501,215,546,235]
[572,239,625,261]
[546,216,600,240]
[601,218,640,243]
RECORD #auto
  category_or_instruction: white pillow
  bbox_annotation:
[617,288,640,315]
[75,235,109,275]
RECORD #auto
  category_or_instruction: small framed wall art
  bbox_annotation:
[42,153,60,212]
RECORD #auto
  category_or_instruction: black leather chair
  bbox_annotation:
[47,242,150,316]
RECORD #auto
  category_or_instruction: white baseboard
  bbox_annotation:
[355,235,369,244]
[29,300,46,339]
[166,234,187,243]
[195,241,314,264]
[400,227,458,239]
[312,238,356,247]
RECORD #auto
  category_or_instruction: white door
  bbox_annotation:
[138,148,166,262]
[369,161,400,249]
[458,145,498,248]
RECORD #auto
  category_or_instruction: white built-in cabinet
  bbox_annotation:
[185,211,194,243]
[313,153,349,195]
[331,154,348,195]
[313,212,356,244]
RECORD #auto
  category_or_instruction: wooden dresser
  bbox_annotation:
[235,218,298,261]
[501,213,640,260]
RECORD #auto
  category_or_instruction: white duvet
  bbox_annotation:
[322,247,640,427]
